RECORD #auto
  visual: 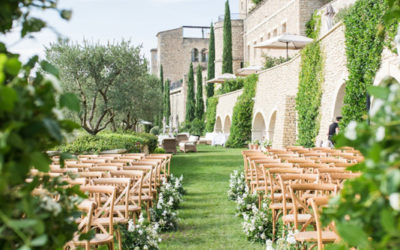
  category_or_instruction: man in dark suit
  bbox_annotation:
[328,116,342,145]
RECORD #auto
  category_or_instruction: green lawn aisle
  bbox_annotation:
[159,145,264,250]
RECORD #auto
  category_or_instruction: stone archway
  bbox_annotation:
[332,83,346,119]
[267,111,277,142]
[223,116,231,134]
[215,116,222,132]
[252,112,266,142]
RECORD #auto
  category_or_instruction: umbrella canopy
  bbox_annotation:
[254,34,313,50]
[236,65,263,76]
[207,73,237,83]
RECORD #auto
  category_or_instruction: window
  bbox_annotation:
[260,36,263,42]
[273,28,278,37]
[267,33,271,39]
[191,48,199,62]
[201,48,207,62]
[247,45,251,62]
[282,22,287,34]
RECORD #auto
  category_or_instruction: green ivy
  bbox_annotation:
[205,97,218,132]
[341,0,387,127]
[226,74,258,148]
[216,78,244,95]
[305,11,321,40]
[296,14,323,148]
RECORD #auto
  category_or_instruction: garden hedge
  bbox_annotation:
[205,97,218,133]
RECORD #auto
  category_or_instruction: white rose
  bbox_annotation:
[389,193,400,211]
[376,126,385,141]
[369,99,384,116]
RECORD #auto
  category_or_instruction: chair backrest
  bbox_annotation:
[284,158,314,164]
[110,170,144,206]
[328,173,361,186]
[80,185,116,235]
[89,166,119,172]
[317,168,347,174]
[296,163,331,170]
[309,197,333,250]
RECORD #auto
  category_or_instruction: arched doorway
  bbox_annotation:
[253,112,266,142]
[268,111,277,142]
[333,83,346,119]
[215,116,222,132]
[223,116,231,134]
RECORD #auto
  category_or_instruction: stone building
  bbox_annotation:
[151,26,210,128]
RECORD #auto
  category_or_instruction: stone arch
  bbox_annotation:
[191,48,199,62]
[252,112,266,142]
[215,116,222,132]
[332,82,346,120]
[267,110,277,142]
[201,48,207,62]
[223,115,231,134]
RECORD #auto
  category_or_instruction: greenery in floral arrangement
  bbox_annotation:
[205,96,219,132]
[228,170,247,201]
[158,178,183,210]
[321,78,400,249]
[340,0,388,127]
[242,200,274,243]
[150,192,179,231]
[168,174,186,196]
[120,214,161,250]
[226,74,258,148]
[235,189,258,217]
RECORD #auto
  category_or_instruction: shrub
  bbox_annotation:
[216,78,244,95]
[226,74,258,148]
[205,97,219,132]
[262,55,291,70]
[121,214,161,250]
[153,147,166,154]
[134,132,158,153]
[150,126,160,136]
[189,118,205,136]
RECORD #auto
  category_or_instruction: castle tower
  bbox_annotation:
[150,48,158,76]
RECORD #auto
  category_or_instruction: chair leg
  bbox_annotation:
[146,202,151,221]
[272,209,276,241]
[117,229,122,250]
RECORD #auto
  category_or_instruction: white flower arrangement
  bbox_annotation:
[228,170,247,201]
[121,214,161,250]
[242,200,274,243]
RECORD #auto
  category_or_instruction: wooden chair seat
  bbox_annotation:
[295,231,338,243]
[269,202,293,210]
[282,214,312,223]
[94,217,128,225]
[114,204,141,212]
[72,233,114,246]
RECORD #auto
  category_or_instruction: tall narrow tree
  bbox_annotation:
[157,64,164,127]
[164,79,171,125]
[196,65,205,119]
[185,63,196,122]
[206,23,215,98]
[160,64,164,93]
[222,0,233,74]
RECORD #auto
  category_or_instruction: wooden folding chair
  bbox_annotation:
[293,197,339,249]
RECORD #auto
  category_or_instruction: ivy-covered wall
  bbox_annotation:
[341,0,387,127]
[295,13,323,147]
[226,74,258,148]
[205,97,218,132]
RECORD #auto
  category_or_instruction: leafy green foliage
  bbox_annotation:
[251,0,264,4]
[164,80,171,125]
[150,126,160,136]
[341,0,387,127]
[305,12,321,39]
[153,147,166,154]
[222,0,233,74]
[56,131,157,154]
[226,74,258,148]
[216,78,244,95]
[262,55,291,70]
[207,24,215,98]
[295,41,324,148]
[195,65,205,120]
[185,63,196,122]
[205,97,219,132]
[322,78,400,248]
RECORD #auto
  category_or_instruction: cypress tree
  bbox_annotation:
[185,63,196,122]
[164,79,170,125]
[206,23,215,98]
[222,0,233,74]
[157,64,164,127]
[160,65,164,93]
[195,65,205,120]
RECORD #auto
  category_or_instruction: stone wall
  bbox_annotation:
[252,55,301,148]
[150,49,158,76]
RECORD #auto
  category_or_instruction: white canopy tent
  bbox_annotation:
[254,33,313,58]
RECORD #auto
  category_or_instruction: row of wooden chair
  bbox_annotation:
[31,153,172,250]
[242,146,362,249]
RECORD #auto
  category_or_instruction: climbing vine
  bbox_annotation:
[205,97,218,133]
[296,13,323,148]
[341,0,387,127]
[226,74,258,148]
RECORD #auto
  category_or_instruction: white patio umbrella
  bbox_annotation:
[236,65,262,76]
[254,33,313,59]
[207,73,237,83]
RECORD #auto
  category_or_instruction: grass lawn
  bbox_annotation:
[159,145,264,250]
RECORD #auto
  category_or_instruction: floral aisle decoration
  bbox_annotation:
[150,175,185,231]
[235,188,258,217]
[120,214,161,250]
[228,170,247,201]
[242,201,274,243]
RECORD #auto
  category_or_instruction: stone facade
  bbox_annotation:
[215,89,243,133]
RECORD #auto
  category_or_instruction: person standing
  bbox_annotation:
[328,116,342,145]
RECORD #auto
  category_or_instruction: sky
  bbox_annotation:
[2,0,239,63]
